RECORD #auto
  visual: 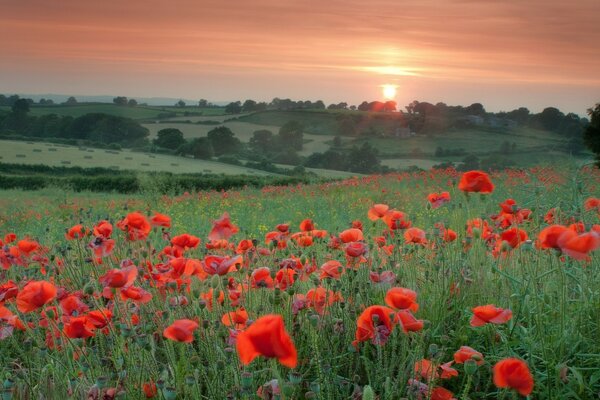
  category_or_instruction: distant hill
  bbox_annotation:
[9,93,228,106]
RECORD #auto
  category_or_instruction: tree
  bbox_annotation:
[182,137,214,159]
[198,99,208,107]
[11,99,30,114]
[278,121,304,151]
[128,99,138,107]
[539,107,564,131]
[347,142,381,173]
[225,101,242,114]
[153,128,186,150]
[64,96,78,105]
[584,103,600,166]
[242,100,257,112]
[207,126,240,156]
[249,129,275,153]
[176,100,186,107]
[113,96,128,106]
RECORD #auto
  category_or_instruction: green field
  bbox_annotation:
[0,166,598,398]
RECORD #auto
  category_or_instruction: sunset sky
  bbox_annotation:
[2,0,599,114]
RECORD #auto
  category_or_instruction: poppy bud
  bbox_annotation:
[198,299,207,309]
[428,344,439,358]
[166,281,177,290]
[282,383,295,397]
[95,376,108,389]
[84,283,95,295]
[289,372,303,385]
[163,387,177,400]
[362,385,375,400]
[2,388,13,400]
[3,379,14,390]
[185,375,195,386]
[119,370,127,380]
[305,391,317,399]
[156,379,166,390]
[310,381,320,394]
[240,372,253,389]
[202,319,210,329]
[210,275,220,288]
[309,314,320,327]
[472,228,481,239]
[464,359,478,375]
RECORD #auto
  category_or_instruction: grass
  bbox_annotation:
[0,166,598,399]
[0,139,274,175]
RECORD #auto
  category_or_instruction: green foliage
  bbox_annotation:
[206,126,241,156]
[584,103,600,166]
[153,128,186,150]
[279,120,304,151]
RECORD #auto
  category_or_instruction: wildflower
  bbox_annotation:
[458,171,494,193]
[16,280,57,313]
[470,305,512,327]
[493,358,534,396]
[163,319,199,343]
[236,314,297,368]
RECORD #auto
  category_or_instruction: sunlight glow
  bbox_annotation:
[381,84,397,99]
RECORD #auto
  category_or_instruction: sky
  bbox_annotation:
[1,0,599,114]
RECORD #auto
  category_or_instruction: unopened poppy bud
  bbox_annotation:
[202,319,210,329]
[192,288,201,298]
[309,314,319,327]
[163,387,177,400]
[84,283,95,295]
[45,309,56,319]
[282,383,294,397]
[198,299,207,309]
[362,385,375,400]
[472,228,481,239]
[310,381,320,393]
[156,379,166,389]
[210,275,220,288]
[289,372,303,385]
[95,376,108,389]
[118,370,127,380]
[185,375,195,386]
[464,359,478,375]
[428,344,439,358]
[2,388,13,400]
[305,391,317,399]
[240,372,253,389]
[121,327,132,337]
[501,241,511,252]
[3,379,14,390]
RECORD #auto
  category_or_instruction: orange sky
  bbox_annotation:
[2,0,599,113]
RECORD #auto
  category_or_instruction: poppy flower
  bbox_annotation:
[404,228,427,245]
[414,359,458,382]
[353,305,396,347]
[163,319,199,343]
[151,212,171,228]
[383,210,411,230]
[275,268,296,290]
[251,267,275,289]
[86,309,112,329]
[493,358,534,396]
[276,223,290,233]
[305,287,342,315]
[431,387,456,400]
[93,220,113,238]
[556,229,600,260]
[368,204,389,221]
[236,239,254,254]
[299,219,315,232]
[369,271,396,284]
[208,212,240,241]
[319,260,343,280]
[60,294,89,316]
[0,280,18,302]
[142,381,158,398]
[120,286,153,304]
[65,224,89,240]
[63,316,96,339]
[202,255,242,276]
[99,265,138,288]
[236,314,297,368]
[470,305,512,327]
[441,228,458,242]
[117,212,151,241]
[584,197,600,213]
[17,239,40,256]
[427,192,451,209]
[295,235,314,247]
[171,234,201,250]
[345,242,368,258]
[453,346,484,365]
[221,308,249,330]
[385,287,419,312]
[16,280,57,313]
[4,233,16,244]
[339,228,364,243]
[458,171,494,193]
[536,225,569,249]
[500,228,528,248]
[395,310,424,333]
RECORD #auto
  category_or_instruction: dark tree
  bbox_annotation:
[198,99,208,107]
[242,100,257,112]
[539,107,564,131]
[113,96,128,106]
[584,103,600,166]
[207,126,240,156]
[176,100,186,107]
[347,142,381,173]
[249,129,275,153]
[225,101,242,114]
[153,128,186,150]
[128,99,138,107]
[64,96,78,105]
[11,99,30,114]
[466,103,486,116]
[278,121,304,150]
[181,137,214,159]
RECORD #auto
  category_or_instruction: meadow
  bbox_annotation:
[0,165,598,399]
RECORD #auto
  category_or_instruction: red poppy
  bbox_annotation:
[163,319,199,343]
[117,212,151,241]
[99,265,138,288]
[208,212,240,241]
[345,242,368,258]
[0,280,18,302]
[368,204,389,221]
[17,239,40,256]
[86,309,112,329]
[251,267,275,289]
[236,314,297,368]
[339,228,364,243]
[369,271,396,284]
[431,387,456,400]
[65,224,89,240]
[395,310,424,333]
[493,358,534,396]
[203,255,242,276]
[276,223,290,233]
[120,286,153,304]
[404,228,427,245]
[64,316,96,339]
[458,171,494,193]
[295,235,314,247]
[16,281,57,313]
[427,192,451,209]
[93,220,113,238]
[305,287,342,315]
[221,308,249,330]
[470,305,512,327]
[385,287,419,312]
[171,234,200,250]
[319,260,343,280]
[557,229,600,260]
[584,197,600,213]
[353,305,396,347]
[383,210,411,230]
[236,239,254,254]
[151,212,171,228]
[299,219,315,232]
[500,227,528,248]
[536,225,569,249]
[453,346,484,365]
[142,381,158,398]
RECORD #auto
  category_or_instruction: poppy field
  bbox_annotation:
[0,166,599,399]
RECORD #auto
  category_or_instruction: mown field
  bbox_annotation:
[0,166,598,399]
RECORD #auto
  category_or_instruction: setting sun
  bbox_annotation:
[382,84,397,99]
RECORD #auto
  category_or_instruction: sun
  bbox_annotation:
[382,84,397,99]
